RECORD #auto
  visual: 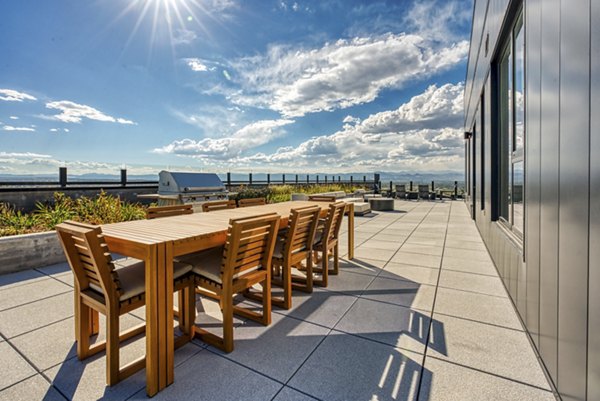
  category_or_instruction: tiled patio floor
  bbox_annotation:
[0,200,557,400]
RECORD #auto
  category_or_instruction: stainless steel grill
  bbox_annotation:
[146,171,230,211]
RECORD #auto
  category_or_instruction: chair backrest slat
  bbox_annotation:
[322,202,346,245]
[146,204,193,219]
[202,200,237,212]
[283,205,320,259]
[221,213,279,282]
[56,221,122,299]
[238,198,266,208]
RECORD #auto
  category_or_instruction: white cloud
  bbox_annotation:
[404,0,473,44]
[173,28,197,45]
[45,100,136,124]
[154,119,294,159]
[231,83,465,172]
[186,58,213,72]
[2,125,35,132]
[0,152,51,158]
[64,128,70,132]
[222,69,232,81]
[0,89,37,102]
[9,116,19,120]
[223,33,468,117]
[50,128,58,132]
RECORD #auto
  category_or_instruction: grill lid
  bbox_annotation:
[158,171,225,194]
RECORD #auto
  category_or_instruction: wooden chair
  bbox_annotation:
[146,204,193,219]
[307,195,337,202]
[245,206,320,309]
[311,202,346,287]
[273,206,320,308]
[238,197,266,208]
[183,213,279,352]
[201,199,237,212]
[55,221,195,386]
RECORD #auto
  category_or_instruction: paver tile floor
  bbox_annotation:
[0,200,556,400]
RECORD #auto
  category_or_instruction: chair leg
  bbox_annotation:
[221,296,234,353]
[320,249,329,287]
[331,243,339,275]
[182,283,196,337]
[177,290,187,333]
[105,309,120,386]
[305,253,313,292]
[282,262,292,310]
[75,295,91,360]
[262,276,272,325]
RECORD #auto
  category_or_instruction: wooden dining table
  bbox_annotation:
[101,200,355,396]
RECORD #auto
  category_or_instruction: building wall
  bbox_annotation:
[464,1,598,400]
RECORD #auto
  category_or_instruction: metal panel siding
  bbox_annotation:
[485,78,493,213]
[538,0,560,384]
[465,0,511,129]
[588,1,600,398]
[558,0,590,399]
[525,0,542,348]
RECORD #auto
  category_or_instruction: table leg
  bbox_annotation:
[347,203,354,259]
[145,242,175,396]
[145,244,159,397]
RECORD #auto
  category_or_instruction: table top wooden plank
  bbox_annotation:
[102,201,335,245]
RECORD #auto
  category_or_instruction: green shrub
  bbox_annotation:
[0,191,147,237]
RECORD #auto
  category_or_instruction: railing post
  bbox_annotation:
[267,173,270,185]
[227,172,231,189]
[249,173,253,185]
[307,174,310,184]
[410,181,413,191]
[454,181,458,198]
[389,181,393,194]
[282,174,286,185]
[338,176,341,182]
[295,174,298,184]
[350,176,353,185]
[59,167,67,187]
[325,176,328,184]
[431,180,435,191]
[120,169,127,187]
[316,175,319,184]
[363,175,366,184]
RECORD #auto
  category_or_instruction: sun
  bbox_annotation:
[115,0,212,57]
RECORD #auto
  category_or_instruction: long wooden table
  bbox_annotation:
[101,200,354,396]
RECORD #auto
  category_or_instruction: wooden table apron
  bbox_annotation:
[101,200,354,396]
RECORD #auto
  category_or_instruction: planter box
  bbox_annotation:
[0,231,65,275]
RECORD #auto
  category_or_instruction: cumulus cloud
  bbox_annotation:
[186,58,214,72]
[404,0,473,44]
[0,152,51,158]
[0,89,37,102]
[154,119,294,159]
[9,116,19,120]
[232,83,465,171]
[45,101,136,124]
[2,125,35,132]
[221,33,468,117]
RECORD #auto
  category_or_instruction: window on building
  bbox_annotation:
[498,10,524,237]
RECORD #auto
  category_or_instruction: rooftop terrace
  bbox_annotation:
[0,200,556,401]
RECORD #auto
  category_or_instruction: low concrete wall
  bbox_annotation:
[0,231,65,275]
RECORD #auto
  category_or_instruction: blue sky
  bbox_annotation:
[0,0,472,176]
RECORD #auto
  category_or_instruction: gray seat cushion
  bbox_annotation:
[89,258,192,301]
[181,247,262,284]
